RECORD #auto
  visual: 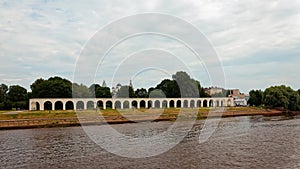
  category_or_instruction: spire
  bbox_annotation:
[102,80,107,87]
[129,80,133,89]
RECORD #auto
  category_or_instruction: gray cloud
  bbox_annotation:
[0,0,299,93]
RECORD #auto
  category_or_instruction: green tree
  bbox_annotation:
[172,71,199,98]
[263,85,300,110]
[7,85,27,102]
[135,88,148,98]
[117,85,135,98]
[73,83,93,98]
[155,79,180,98]
[148,89,165,98]
[248,90,263,106]
[89,84,112,98]
[31,77,72,98]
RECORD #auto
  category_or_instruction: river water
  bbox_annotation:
[0,115,299,169]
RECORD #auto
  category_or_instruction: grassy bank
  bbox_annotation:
[0,107,264,120]
[0,107,284,129]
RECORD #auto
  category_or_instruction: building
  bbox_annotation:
[228,89,249,106]
[111,83,122,98]
[204,87,224,96]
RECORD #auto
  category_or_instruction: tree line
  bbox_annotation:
[248,85,300,111]
[2,71,300,111]
[0,71,209,110]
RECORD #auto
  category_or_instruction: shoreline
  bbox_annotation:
[0,108,298,130]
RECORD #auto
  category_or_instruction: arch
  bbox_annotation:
[132,100,138,108]
[76,101,84,110]
[36,102,40,110]
[183,100,188,108]
[147,100,152,108]
[97,100,103,108]
[44,101,52,110]
[203,100,208,107]
[32,102,40,110]
[140,100,146,108]
[115,100,122,109]
[55,101,63,110]
[123,101,130,109]
[66,101,74,110]
[227,99,232,107]
[215,100,219,107]
[176,100,181,108]
[87,101,94,109]
[162,100,168,108]
[169,100,175,108]
[106,100,112,109]
[196,100,201,107]
[220,100,224,107]
[154,100,160,108]
[209,100,214,107]
[190,100,195,108]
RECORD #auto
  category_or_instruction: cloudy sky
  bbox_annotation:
[1,0,300,93]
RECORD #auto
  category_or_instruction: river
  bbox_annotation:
[0,115,299,169]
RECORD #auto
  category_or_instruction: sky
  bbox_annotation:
[1,0,300,93]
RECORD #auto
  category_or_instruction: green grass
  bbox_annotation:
[0,107,265,121]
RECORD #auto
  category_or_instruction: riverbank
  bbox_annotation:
[0,107,292,130]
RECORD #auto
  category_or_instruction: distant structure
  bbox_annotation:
[111,83,122,98]
[102,80,107,87]
[228,89,249,106]
[129,80,133,89]
[205,87,225,96]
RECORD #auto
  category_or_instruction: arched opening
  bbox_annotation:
[44,101,52,110]
[147,100,152,108]
[140,100,146,108]
[169,100,175,108]
[176,100,182,108]
[132,100,138,108]
[227,99,231,107]
[115,101,121,109]
[196,100,201,107]
[66,101,74,110]
[33,102,40,110]
[203,100,208,107]
[87,101,94,109]
[162,100,168,108]
[221,100,224,107]
[106,101,112,109]
[190,100,195,108]
[154,100,160,108]
[183,100,188,108]
[209,100,214,107]
[97,100,103,108]
[123,101,130,109]
[55,101,63,110]
[76,101,84,110]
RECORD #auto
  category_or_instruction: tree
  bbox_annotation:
[148,89,165,98]
[0,84,8,94]
[96,87,111,98]
[73,83,93,98]
[7,85,28,109]
[155,79,180,98]
[172,71,199,98]
[30,77,72,98]
[117,85,135,98]
[0,83,8,103]
[263,85,300,110]
[89,84,111,98]
[7,85,27,102]
[135,88,148,98]
[248,90,263,106]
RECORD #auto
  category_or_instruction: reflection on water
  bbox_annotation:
[0,115,299,169]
